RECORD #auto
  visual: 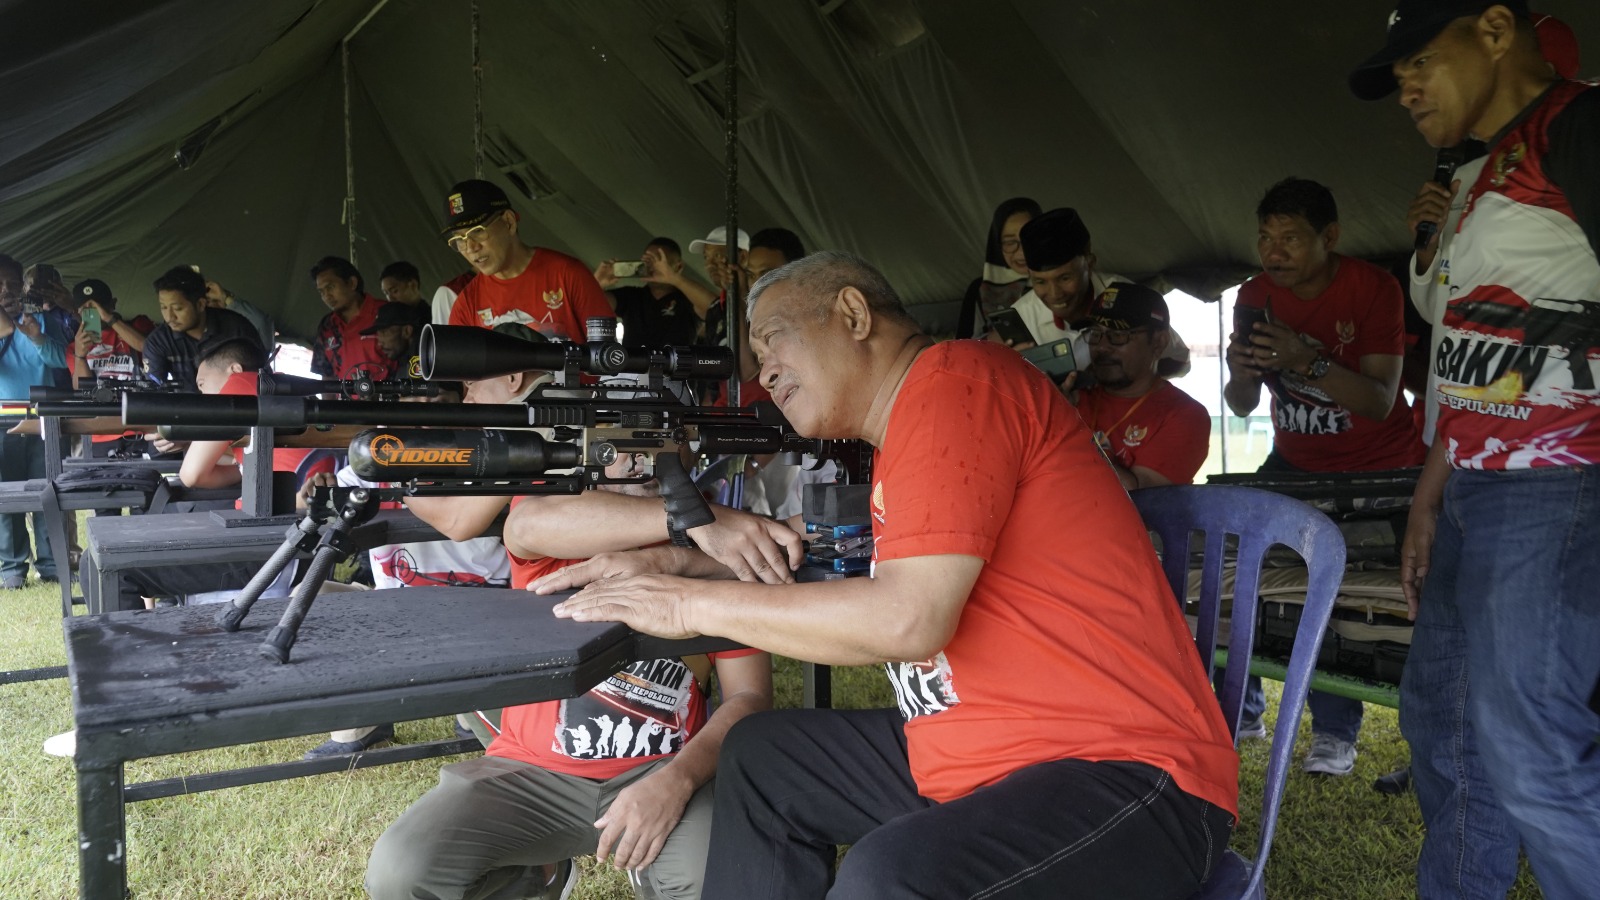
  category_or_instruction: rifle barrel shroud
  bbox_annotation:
[120,393,823,458]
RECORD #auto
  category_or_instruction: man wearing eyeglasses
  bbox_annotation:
[1075,283,1210,490]
[441,179,614,342]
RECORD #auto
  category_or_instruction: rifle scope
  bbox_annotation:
[419,325,734,381]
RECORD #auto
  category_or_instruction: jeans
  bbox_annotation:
[1400,465,1600,900]
[0,432,55,580]
[702,708,1232,900]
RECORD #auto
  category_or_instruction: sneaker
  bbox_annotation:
[489,859,576,900]
[301,723,395,760]
[39,574,59,584]
[1,575,25,590]
[1303,733,1357,776]
[43,729,77,758]
[1236,716,1268,740]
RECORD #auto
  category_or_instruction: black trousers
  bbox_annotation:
[703,708,1233,900]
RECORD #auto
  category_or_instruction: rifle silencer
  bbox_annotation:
[420,325,734,381]
[29,386,82,402]
[347,428,582,480]
[35,401,121,418]
[122,393,535,428]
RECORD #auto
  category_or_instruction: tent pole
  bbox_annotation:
[1217,294,1229,473]
[340,0,394,266]
[342,42,356,265]
[472,0,484,178]
[723,0,741,408]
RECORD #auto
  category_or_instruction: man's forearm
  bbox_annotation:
[654,687,769,792]
[403,494,507,542]
[676,279,719,318]
[1412,439,1450,515]
[112,319,147,352]
[1223,377,1261,417]
[1309,362,1395,422]
[687,578,941,666]
[504,491,667,560]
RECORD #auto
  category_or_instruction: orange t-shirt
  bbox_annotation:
[448,248,614,342]
[872,340,1237,813]
[488,550,760,778]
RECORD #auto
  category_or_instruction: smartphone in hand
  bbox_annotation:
[612,261,643,278]
[80,306,102,334]
[986,307,1036,346]
[1233,304,1269,339]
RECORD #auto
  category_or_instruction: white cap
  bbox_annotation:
[688,226,751,254]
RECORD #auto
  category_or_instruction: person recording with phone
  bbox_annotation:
[594,237,700,346]
[0,253,70,589]
[1222,176,1423,777]
[70,279,155,386]
[993,207,1191,378]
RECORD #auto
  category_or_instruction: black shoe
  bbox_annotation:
[302,724,395,760]
[39,574,59,584]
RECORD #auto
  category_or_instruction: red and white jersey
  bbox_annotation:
[1433,81,1600,469]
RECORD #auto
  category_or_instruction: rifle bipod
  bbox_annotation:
[211,487,383,663]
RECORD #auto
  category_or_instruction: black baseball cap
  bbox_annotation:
[1088,282,1170,331]
[440,179,512,236]
[73,279,114,306]
[1348,0,1531,100]
[359,302,425,335]
[1019,208,1092,272]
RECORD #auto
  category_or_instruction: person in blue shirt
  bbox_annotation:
[0,253,68,588]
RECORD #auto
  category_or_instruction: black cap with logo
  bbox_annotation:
[440,179,512,236]
[1088,282,1170,332]
[1348,0,1531,100]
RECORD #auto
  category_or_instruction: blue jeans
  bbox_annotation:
[0,432,55,580]
[1401,465,1600,900]
[1230,677,1364,743]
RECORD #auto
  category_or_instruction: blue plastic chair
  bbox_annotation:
[1132,485,1347,900]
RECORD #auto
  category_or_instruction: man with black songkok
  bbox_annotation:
[998,208,1190,377]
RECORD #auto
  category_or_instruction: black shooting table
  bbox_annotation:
[65,586,735,899]
[81,508,479,614]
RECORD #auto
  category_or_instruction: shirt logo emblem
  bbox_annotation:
[1489,142,1525,188]
[543,289,566,310]
[871,481,885,524]
[1124,424,1148,447]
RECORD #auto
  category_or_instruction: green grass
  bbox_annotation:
[0,578,1542,899]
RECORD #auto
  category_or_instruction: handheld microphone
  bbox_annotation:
[1414,145,1467,252]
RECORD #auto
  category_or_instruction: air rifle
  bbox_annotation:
[123,325,862,530]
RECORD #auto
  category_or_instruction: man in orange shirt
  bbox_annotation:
[541,251,1238,899]
[441,180,614,342]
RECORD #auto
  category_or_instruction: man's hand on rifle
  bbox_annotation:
[688,506,803,584]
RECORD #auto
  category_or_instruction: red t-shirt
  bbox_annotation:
[872,341,1237,812]
[219,372,338,480]
[1235,257,1424,471]
[448,249,614,342]
[1079,381,1212,484]
[487,552,760,779]
[83,316,158,443]
[313,294,393,380]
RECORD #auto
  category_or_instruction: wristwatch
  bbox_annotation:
[1304,354,1332,380]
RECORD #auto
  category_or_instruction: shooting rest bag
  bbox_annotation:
[52,465,164,496]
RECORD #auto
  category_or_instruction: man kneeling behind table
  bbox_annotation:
[531,251,1238,899]
[366,344,788,899]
